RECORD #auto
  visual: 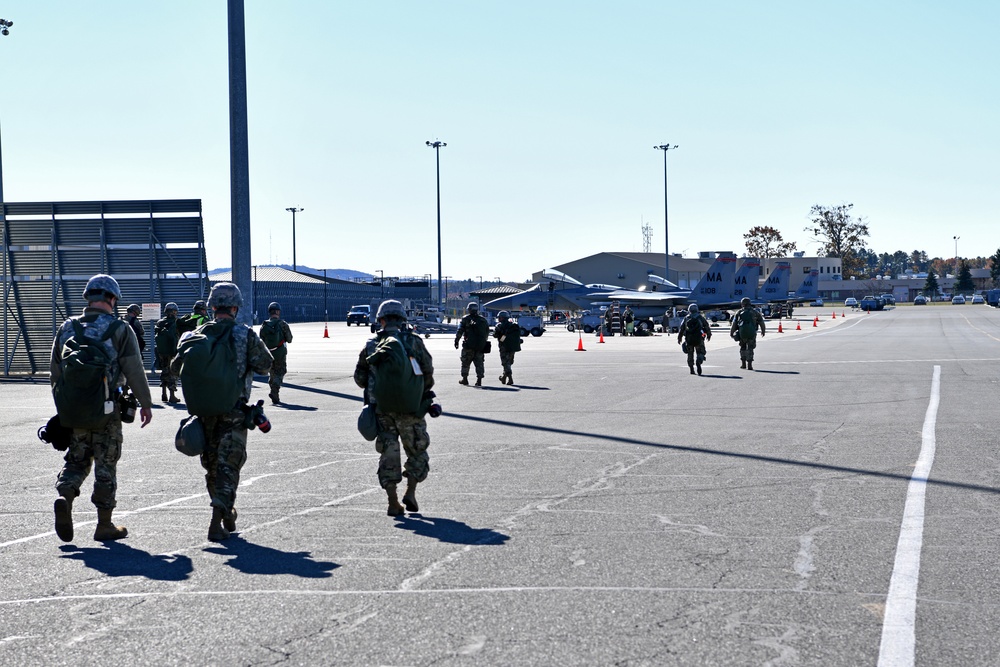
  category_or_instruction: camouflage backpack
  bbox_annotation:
[175,321,243,417]
[683,315,705,341]
[52,317,124,430]
[737,309,758,338]
[367,330,424,415]
[154,318,179,356]
[259,320,286,358]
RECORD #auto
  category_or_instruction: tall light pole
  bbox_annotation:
[0,18,13,204]
[286,207,303,271]
[653,144,678,284]
[426,140,446,307]
[953,235,960,260]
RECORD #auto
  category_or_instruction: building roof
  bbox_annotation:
[469,285,523,298]
[212,266,328,284]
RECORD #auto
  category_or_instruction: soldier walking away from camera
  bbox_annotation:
[122,304,145,352]
[154,302,180,403]
[171,283,273,541]
[677,304,712,375]
[454,301,489,386]
[177,300,210,336]
[259,302,293,405]
[50,275,153,542]
[493,310,521,385]
[354,300,435,516]
[730,297,766,370]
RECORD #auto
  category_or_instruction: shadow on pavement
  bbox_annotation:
[59,543,193,581]
[508,385,549,391]
[749,370,800,375]
[272,403,318,411]
[699,374,743,380]
[392,515,510,546]
[205,534,339,578]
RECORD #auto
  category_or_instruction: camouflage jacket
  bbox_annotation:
[455,313,490,351]
[355,324,435,404]
[51,307,154,409]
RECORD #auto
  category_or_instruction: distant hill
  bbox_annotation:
[209,265,372,281]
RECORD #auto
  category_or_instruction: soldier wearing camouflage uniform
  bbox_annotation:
[730,297,766,370]
[454,301,490,386]
[122,303,145,352]
[154,302,180,403]
[677,304,713,376]
[50,275,154,542]
[354,300,435,516]
[177,299,210,335]
[492,310,521,385]
[259,301,294,405]
[171,283,273,541]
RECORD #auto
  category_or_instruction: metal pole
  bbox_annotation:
[426,141,446,307]
[654,144,678,284]
[286,207,303,271]
[1,21,12,372]
[228,0,253,325]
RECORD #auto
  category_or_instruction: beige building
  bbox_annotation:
[532,252,721,290]
[763,255,844,288]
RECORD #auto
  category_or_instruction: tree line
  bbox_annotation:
[744,204,1000,288]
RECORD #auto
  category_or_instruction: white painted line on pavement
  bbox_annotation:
[877,364,940,667]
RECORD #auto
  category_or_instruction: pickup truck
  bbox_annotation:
[859,296,884,311]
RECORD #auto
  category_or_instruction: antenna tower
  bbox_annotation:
[641,221,653,253]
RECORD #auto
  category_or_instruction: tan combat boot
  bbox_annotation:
[54,492,74,542]
[402,477,419,513]
[386,484,405,516]
[94,509,128,541]
[208,507,230,542]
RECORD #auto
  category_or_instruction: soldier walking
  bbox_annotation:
[154,302,180,403]
[177,300,210,335]
[454,302,490,386]
[259,302,294,405]
[50,275,153,542]
[171,283,273,541]
[677,304,712,375]
[354,300,435,516]
[122,303,145,352]
[493,310,521,385]
[730,297,766,370]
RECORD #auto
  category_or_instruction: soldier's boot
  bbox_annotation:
[208,507,231,542]
[53,492,74,542]
[740,359,747,369]
[475,377,482,387]
[747,361,754,371]
[223,507,238,533]
[168,389,179,404]
[696,362,703,376]
[402,477,419,513]
[93,509,128,541]
[499,374,507,384]
[161,386,168,402]
[269,391,279,405]
[386,485,405,516]
[459,377,469,386]
[689,364,695,375]
[506,374,514,385]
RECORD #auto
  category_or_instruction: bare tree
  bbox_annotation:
[804,203,870,277]
[743,226,797,258]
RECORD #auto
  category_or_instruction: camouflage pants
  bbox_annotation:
[738,335,758,362]
[460,347,485,380]
[56,415,123,510]
[156,353,177,391]
[268,356,287,396]
[499,350,516,378]
[200,409,248,512]
[375,412,430,489]
[685,340,707,367]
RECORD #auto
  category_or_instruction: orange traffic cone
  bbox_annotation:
[598,328,605,343]
[842,312,846,318]
[832,312,837,319]
[795,322,801,330]
[323,324,329,338]
[813,317,818,327]
[576,331,586,351]
[778,322,783,333]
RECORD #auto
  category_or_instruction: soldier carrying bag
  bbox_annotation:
[367,330,424,415]
[52,318,123,430]
[175,322,244,417]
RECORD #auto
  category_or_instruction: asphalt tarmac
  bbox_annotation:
[2,305,999,666]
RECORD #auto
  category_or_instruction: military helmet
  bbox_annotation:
[467,301,479,313]
[267,301,281,313]
[175,415,206,457]
[688,304,699,314]
[741,297,752,308]
[164,301,179,313]
[498,310,510,321]
[208,282,243,309]
[83,274,122,302]
[127,303,141,316]
[193,300,207,311]
[376,299,406,321]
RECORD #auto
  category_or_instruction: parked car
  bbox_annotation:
[808,298,824,307]
[346,304,371,325]
[951,295,966,305]
[844,297,859,308]
[879,294,896,306]
[971,294,985,304]
[913,295,927,305]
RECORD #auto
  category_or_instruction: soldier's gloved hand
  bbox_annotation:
[761,331,765,337]
[454,340,460,349]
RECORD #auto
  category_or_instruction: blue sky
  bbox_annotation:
[1,1,996,283]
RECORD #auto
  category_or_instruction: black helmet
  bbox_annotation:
[83,274,122,302]
[175,415,206,457]
[741,297,752,308]
[688,304,699,314]
[127,304,141,316]
[208,282,243,309]
[193,300,207,312]
[268,302,281,313]
[498,310,510,321]
[164,302,179,313]
[467,302,479,313]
